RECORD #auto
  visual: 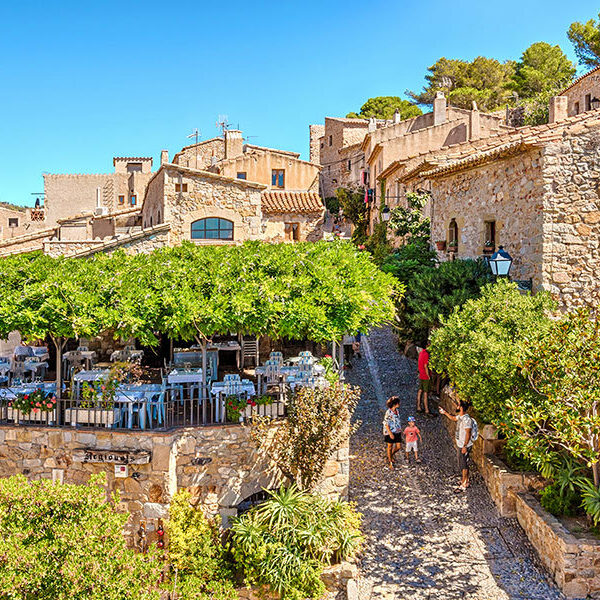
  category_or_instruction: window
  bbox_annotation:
[157,210,161,223]
[175,183,188,192]
[130,195,137,206]
[320,142,324,149]
[284,222,300,241]
[586,94,592,111]
[150,216,153,226]
[484,220,496,248]
[8,218,18,227]
[271,169,285,188]
[347,160,352,171]
[118,195,125,204]
[329,135,333,146]
[127,163,143,173]
[191,217,234,241]
[574,102,580,114]
[448,218,458,249]
[237,172,247,180]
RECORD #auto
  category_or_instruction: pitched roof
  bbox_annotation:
[261,190,324,214]
[560,66,600,95]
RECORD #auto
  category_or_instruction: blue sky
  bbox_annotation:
[0,1,598,206]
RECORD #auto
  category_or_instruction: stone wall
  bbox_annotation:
[146,166,265,244]
[514,492,600,599]
[429,149,545,285]
[309,124,325,164]
[540,132,600,308]
[0,422,349,536]
[173,138,225,169]
[0,227,58,257]
[0,205,27,239]
[262,212,325,242]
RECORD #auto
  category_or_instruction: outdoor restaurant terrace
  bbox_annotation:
[0,241,397,433]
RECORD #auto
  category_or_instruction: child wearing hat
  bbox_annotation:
[403,416,423,463]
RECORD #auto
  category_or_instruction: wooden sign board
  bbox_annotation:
[73,448,151,465]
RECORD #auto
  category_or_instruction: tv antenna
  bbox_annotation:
[187,128,201,169]
[216,115,230,135]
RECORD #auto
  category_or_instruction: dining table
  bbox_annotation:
[72,369,110,398]
[210,380,256,422]
[254,364,325,394]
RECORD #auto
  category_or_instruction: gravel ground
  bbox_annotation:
[344,327,564,600]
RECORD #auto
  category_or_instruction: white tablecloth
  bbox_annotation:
[210,381,256,397]
[167,369,203,384]
[73,369,110,382]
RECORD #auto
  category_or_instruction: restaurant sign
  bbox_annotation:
[73,448,151,465]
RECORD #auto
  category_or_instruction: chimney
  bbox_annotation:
[224,129,244,159]
[549,96,568,123]
[368,117,377,132]
[393,109,401,124]
[469,101,481,140]
[161,149,169,165]
[433,91,447,126]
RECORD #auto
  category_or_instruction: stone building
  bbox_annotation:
[561,66,600,116]
[394,102,600,309]
[0,205,26,239]
[0,130,324,257]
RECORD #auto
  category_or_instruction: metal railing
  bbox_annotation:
[0,391,287,431]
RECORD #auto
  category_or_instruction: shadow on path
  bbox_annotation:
[345,327,563,600]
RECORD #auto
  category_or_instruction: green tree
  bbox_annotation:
[408,56,515,110]
[0,474,161,600]
[429,280,555,424]
[388,191,431,244]
[346,96,422,120]
[568,13,600,67]
[335,187,369,243]
[512,42,575,98]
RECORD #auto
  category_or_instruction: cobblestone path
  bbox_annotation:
[345,327,563,600]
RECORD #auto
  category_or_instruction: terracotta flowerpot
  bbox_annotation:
[483,246,494,254]
[435,240,446,251]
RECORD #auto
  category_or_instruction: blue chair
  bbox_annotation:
[145,390,165,427]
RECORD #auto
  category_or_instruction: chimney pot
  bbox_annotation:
[433,92,447,126]
[549,96,568,123]
[161,149,169,165]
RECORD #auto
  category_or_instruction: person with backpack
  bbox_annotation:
[439,399,478,492]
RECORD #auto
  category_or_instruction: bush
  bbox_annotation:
[430,280,555,424]
[251,385,360,490]
[324,196,340,215]
[0,474,161,600]
[165,490,237,599]
[230,486,363,600]
[540,483,581,518]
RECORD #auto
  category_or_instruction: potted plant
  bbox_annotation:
[448,240,458,252]
[7,388,57,424]
[483,240,495,254]
[435,240,447,251]
[243,394,277,419]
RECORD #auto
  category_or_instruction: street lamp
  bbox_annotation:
[381,206,391,222]
[489,245,513,277]
[591,97,600,110]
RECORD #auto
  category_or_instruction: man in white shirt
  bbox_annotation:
[440,399,473,492]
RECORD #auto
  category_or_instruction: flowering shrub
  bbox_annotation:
[319,354,339,385]
[10,388,56,413]
[226,395,273,422]
[80,361,142,410]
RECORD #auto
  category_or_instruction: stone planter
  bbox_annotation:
[64,407,121,427]
[242,402,282,420]
[6,408,56,424]
[435,240,446,251]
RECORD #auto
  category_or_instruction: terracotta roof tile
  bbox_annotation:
[261,190,324,214]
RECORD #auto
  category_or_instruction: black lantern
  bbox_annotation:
[381,206,391,222]
[591,97,600,110]
[489,245,513,277]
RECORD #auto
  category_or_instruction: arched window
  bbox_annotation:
[191,217,234,241]
[157,210,161,223]
[448,218,458,249]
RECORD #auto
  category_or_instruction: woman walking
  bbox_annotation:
[383,396,402,468]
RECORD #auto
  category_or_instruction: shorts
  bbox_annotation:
[419,379,431,392]
[457,446,471,470]
[406,441,418,453]
[384,433,401,444]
